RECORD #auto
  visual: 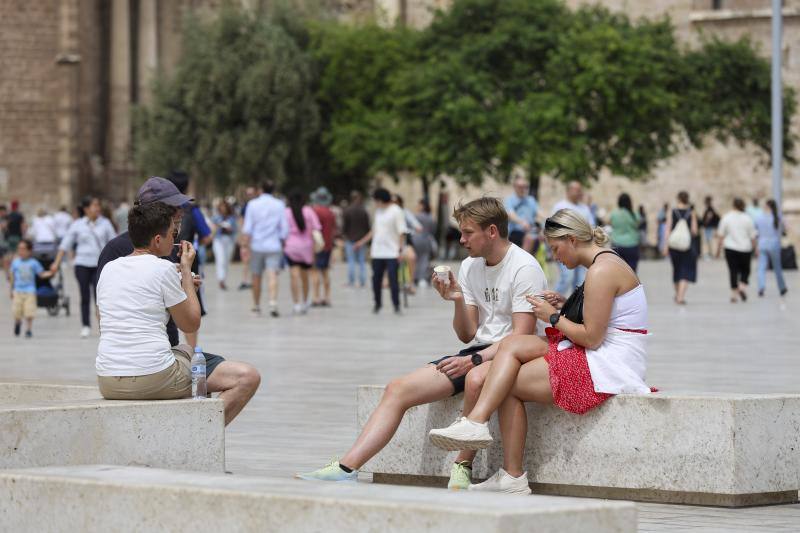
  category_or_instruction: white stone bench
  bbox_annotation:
[0,465,637,532]
[1,383,225,472]
[358,386,800,507]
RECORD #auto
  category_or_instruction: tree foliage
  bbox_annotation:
[134,6,319,190]
[134,0,796,195]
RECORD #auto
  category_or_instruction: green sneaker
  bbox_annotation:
[447,461,473,490]
[295,460,358,482]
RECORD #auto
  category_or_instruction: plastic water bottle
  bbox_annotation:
[191,346,206,399]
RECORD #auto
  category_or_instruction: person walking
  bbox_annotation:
[716,198,757,303]
[701,196,721,259]
[656,202,668,252]
[355,188,406,314]
[212,200,237,290]
[242,181,288,317]
[504,177,539,252]
[342,191,370,288]
[552,181,595,295]
[411,199,437,287]
[310,187,337,307]
[755,199,788,298]
[662,191,698,305]
[4,200,26,273]
[609,193,641,272]
[237,185,258,291]
[49,196,116,337]
[284,190,321,315]
[28,208,59,257]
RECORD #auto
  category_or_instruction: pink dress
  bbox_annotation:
[284,206,321,265]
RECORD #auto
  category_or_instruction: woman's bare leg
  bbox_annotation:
[467,336,548,423]
[498,357,553,476]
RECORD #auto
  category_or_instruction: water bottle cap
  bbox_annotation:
[194,346,203,353]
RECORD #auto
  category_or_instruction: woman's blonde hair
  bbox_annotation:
[543,209,609,247]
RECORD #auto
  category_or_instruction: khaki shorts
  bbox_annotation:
[98,345,194,400]
[12,292,37,320]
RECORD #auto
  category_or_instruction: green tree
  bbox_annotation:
[134,6,319,191]
[307,22,418,196]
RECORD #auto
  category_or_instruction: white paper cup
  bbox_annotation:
[434,265,451,283]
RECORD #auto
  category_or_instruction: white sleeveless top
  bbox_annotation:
[561,284,651,394]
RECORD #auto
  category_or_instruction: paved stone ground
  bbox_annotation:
[1,256,798,532]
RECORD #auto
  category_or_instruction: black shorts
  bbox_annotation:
[429,344,492,395]
[314,250,332,270]
[285,255,312,270]
[204,351,226,377]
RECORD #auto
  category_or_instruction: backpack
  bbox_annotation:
[667,210,691,252]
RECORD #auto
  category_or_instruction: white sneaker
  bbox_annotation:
[292,303,305,315]
[469,468,531,495]
[428,417,493,451]
[80,326,90,338]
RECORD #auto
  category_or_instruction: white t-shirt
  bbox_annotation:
[370,204,407,259]
[458,244,547,345]
[29,216,58,243]
[96,255,187,377]
[552,200,596,225]
[717,211,756,252]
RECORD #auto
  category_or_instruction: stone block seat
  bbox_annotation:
[0,465,637,532]
[358,386,800,507]
[0,382,225,472]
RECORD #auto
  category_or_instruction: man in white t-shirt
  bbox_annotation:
[552,181,595,295]
[353,188,407,314]
[96,201,260,425]
[298,197,547,488]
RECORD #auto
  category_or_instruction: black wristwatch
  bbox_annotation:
[549,312,561,327]
[471,353,483,366]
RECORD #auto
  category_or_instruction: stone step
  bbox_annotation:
[1,391,225,472]
[0,465,637,533]
[0,381,102,404]
[358,386,800,507]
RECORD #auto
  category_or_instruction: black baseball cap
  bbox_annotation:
[135,177,193,207]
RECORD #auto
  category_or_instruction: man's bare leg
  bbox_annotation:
[267,270,279,307]
[453,362,492,465]
[251,273,262,309]
[339,365,455,470]
[207,361,261,426]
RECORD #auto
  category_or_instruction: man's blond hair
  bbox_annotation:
[452,197,509,238]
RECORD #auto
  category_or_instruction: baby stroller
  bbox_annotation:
[33,242,70,317]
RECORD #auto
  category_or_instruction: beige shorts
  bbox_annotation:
[12,292,37,320]
[97,345,193,400]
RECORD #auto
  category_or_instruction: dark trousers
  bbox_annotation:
[613,245,640,273]
[724,248,752,289]
[372,258,399,310]
[75,265,98,327]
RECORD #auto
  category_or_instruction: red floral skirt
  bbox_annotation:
[543,327,612,415]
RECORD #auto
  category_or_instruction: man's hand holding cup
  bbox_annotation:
[431,265,463,302]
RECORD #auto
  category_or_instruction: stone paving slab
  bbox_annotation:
[0,465,638,533]
[0,258,798,531]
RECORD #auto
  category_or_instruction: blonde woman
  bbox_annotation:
[428,209,652,494]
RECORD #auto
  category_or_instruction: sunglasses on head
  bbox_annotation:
[544,218,571,231]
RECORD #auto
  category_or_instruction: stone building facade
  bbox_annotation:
[1,0,798,242]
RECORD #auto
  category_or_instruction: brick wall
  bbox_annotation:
[0,0,62,210]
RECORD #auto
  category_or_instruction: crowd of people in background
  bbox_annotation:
[0,174,794,342]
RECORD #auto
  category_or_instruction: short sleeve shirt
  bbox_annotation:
[96,255,187,377]
[457,244,547,344]
[11,258,44,293]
